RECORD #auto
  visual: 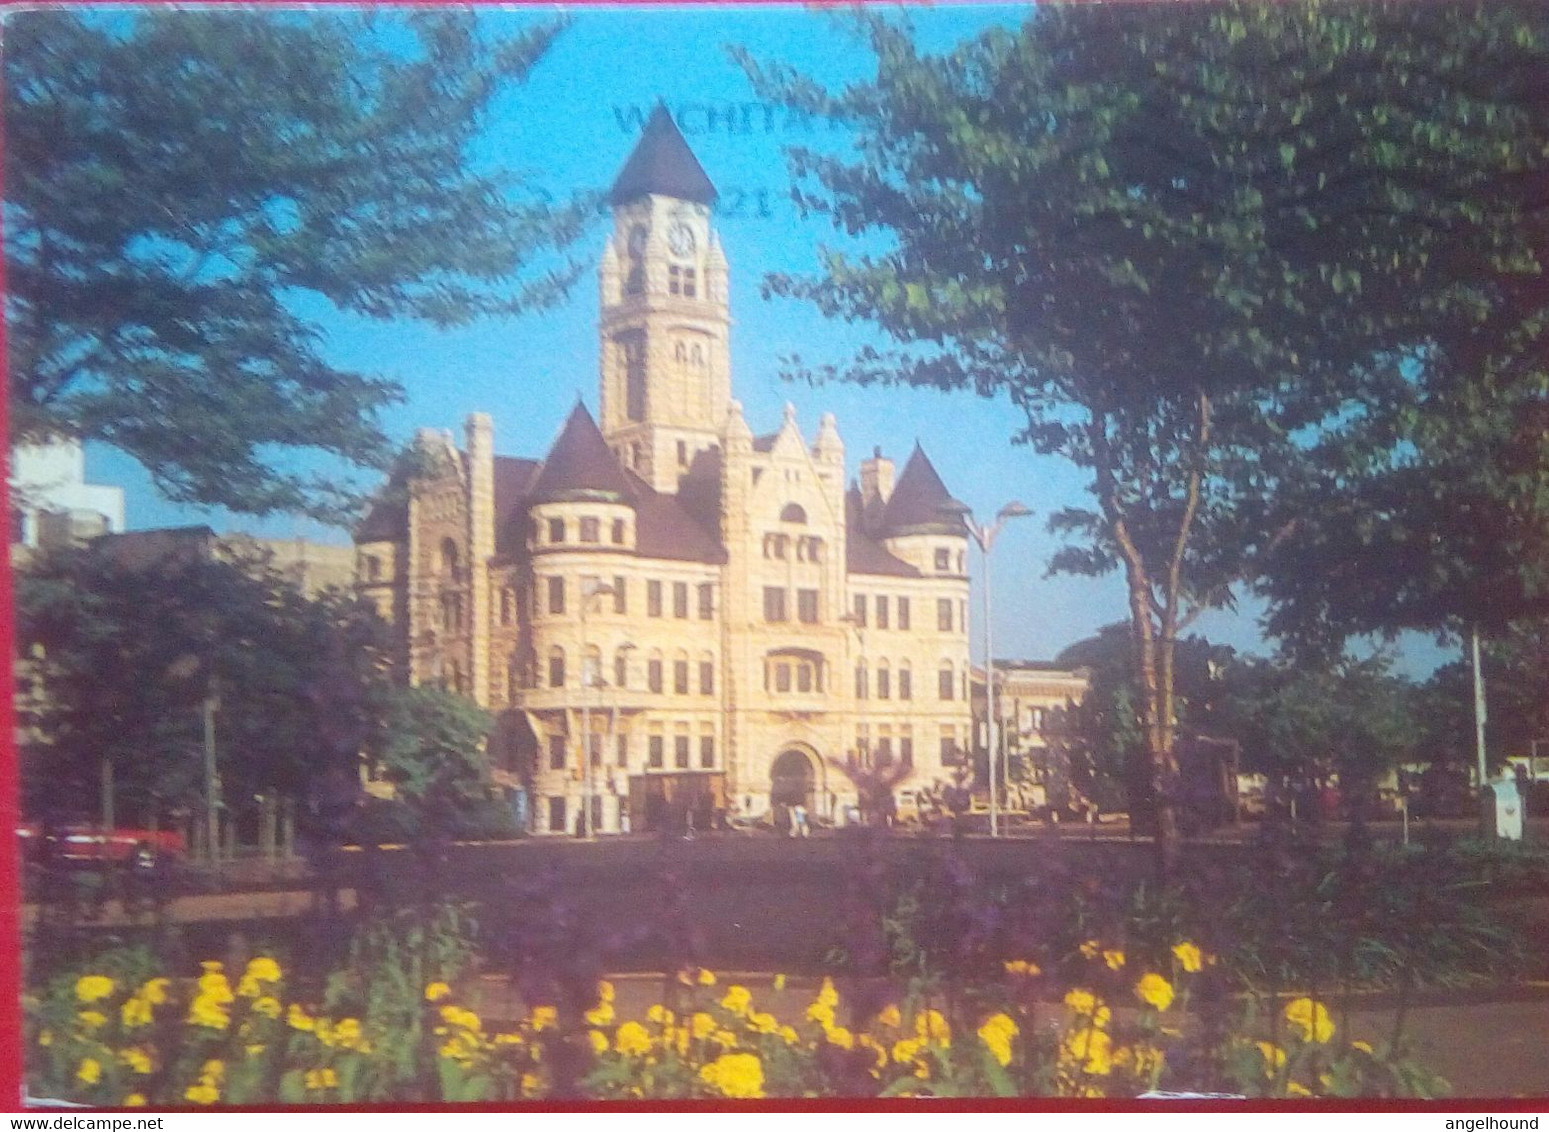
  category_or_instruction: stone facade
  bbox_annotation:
[356,107,974,835]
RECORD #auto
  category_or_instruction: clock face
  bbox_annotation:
[627,225,648,256]
[667,222,696,258]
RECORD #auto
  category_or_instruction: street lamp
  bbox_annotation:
[578,579,617,840]
[942,500,1033,838]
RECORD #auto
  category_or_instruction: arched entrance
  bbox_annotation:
[770,747,817,832]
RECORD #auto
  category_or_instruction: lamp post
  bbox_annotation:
[578,579,616,840]
[943,501,1032,838]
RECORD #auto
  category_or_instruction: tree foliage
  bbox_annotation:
[15,540,392,823]
[739,1,1549,873]
[4,9,587,520]
[368,685,507,841]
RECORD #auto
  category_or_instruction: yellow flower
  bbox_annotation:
[1257,1041,1287,1074]
[778,1025,799,1046]
[200,961,224,973]
[197,972,234,1004]
[76,1010,106,1030]
[440,1006,480,1031]
[597,979,615,1003]
[1172,941,1204,973]
[891,1038,924,1064]
[1004,959,1041,977]
[200,1059,225,1082]
[713,1028,737,1048]
[1064,988,1098,1015]
[616,1021,653,1056]
[691,1012,718,1040]
[1063,1028,1113,1075]
[699,1052,765,1099]
[75,976,115,1003]
[425,982,451,1002]
[805,1000,835,1030]
[235,974,262,997]
[187,994,230,1030]
[1079,940,1101,959]
[187,1085,220,1105]
[124,1095,146,1108]
[977,1013,1019,1067]
[1286,1080,1312,1097]
[646,1004,673,1026]
[748,1012,778,1035]
[245,1044,265,1057]
[721,985,753,1015]
[1284,998,1334,1044]
[118,1047,153,1075]
[304,1068,338,1090]
[139,978,170,1005]
[817,977,839,1007]
[773,974,786,991]
[76,1058,101,1085]
[697,968,717,987]
[1102,949,1126,970]
[877,1004,902,1028]
[914,1009,950,1045]
[252,996,281,1019]
[245,957,281,983]
[588,1029,609,1054]
[520,1072,542,1096]
[286,1003,314,1031]
[827,1026,854,1050]
[583,1002,615,1027]
[1352,1040,1374,1054]
[37,1029,52,1048]
[1135,973,1175,1012]
[857,1034,888,1071]
[121,997,153,1029]
[333,1017,364,1049]
[531,1005,557,1032]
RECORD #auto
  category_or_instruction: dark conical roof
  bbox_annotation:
[529,402,635,504]
[879,443,967,535]
[609,104,718,206]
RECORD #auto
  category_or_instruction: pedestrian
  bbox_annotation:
[793,802,809,838]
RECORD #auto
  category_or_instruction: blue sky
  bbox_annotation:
[85,4,1451,676]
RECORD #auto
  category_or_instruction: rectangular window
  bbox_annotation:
[589,733,603,768]
[613,576,627,614]
[611,518,627,545]
[764,587,787,622]
[684,268,697,299]
[940,735,957,763]
[549,517,566,543]
[899,668,912,701]
[548,795,566,834]
[797,588,819,624]
[548,576,565,616]
[648,659,664,694]
[616,734,629,768]
[935,547,950,571]
[677,440,688,467]
[699,735,715,770]
[796,663,813,694]
[900,737,914,766]
[649,735,664,769]
[878,667,891,700]
[647,580,663,617]
[939,667,955,700]
[673,581,689,619]
[775,663,792,694]
[674,735,690,770]
[668,264,684,295]
[877,736,893,761]
[549,652,566,688]
[674,659,689,695]
[579,516,600,543]
[548,734,567,772]
[853,594,867,628]
[876,596,890,630]
[897,598,910,631]
[960,600,967,634]
[856,665,868,700]
[698,583,714,620]
[615,651,629,690]
[699,661,714,695]
[937,598,953,632]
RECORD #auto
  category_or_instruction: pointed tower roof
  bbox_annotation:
[609,103,718,206]
[879,443,967,536]
[529,402,635,504]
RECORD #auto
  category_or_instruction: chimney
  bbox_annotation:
[860,446,895,506]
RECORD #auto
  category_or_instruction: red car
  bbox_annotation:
[17,823,186,866]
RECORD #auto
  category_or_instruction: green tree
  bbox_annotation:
[4,9,586,520]
[15,540,392,833]
[739,2,1549,875]
[367,685,507,841]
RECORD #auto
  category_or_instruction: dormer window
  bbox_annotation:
[548,517,566,544]
[580,516,600,543]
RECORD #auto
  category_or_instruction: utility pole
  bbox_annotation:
[204,677,221,878]
[1471,624,1488,789]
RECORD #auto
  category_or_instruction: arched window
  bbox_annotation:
[938,661,955,701]
[583,646,602,689]
[780,503,807,524]
[615,647,632,690]
[673,649,690,695]
[855,661,869,700]
[548,646,566,689]
[440,538,460,578]
[648,649,664,694]
[898,661,913,701]
[877,660,891,700]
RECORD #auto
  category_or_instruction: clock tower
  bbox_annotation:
[598,104,732,493]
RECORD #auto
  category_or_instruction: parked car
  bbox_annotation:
[17,823,185,868]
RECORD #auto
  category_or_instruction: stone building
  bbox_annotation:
[355,106,973,835]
